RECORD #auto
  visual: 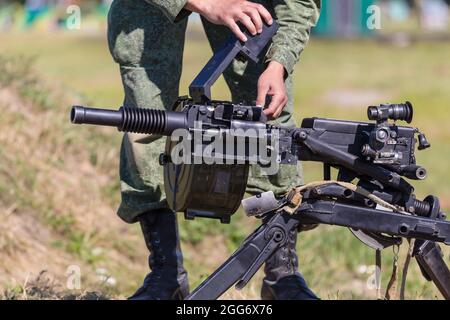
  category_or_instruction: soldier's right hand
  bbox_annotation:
[185,0,273,42]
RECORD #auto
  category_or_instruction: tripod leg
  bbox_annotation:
[414,240,450,300]
[186,213,298,300]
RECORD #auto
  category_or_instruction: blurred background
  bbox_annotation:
[0,0,449,300]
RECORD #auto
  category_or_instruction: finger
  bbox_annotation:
[263,94,284,118]
[244,8,263,33]
[273,97,288,119]
[252,3,273,25]
[256,81,270,107]
[238,14,257,36]
[227,19,247,42]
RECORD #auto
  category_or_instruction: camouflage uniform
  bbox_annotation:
[108,0,321,224]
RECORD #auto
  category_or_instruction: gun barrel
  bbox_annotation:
[71,106,123,127]
[401,165,427,180]
[70,106,187,136]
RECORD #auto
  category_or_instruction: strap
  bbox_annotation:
[385,244,400,300]
[400,239,415,300]
[282,180,407,215]
[376,249,382,299]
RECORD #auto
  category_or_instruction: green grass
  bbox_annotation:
[1,25,449,299]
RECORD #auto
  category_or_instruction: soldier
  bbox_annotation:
[107,0,321,300]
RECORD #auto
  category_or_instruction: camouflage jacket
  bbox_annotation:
[143,0,321,74]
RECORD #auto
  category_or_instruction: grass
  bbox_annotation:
[0,23,449,299]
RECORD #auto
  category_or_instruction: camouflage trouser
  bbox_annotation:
[108,0,303,223]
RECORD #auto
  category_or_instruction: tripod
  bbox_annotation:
[186,185,450,300]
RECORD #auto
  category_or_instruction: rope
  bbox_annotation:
[385,244,400,300]
[282,180,407,215]
[376,249,382,299]
[400,239,415,300]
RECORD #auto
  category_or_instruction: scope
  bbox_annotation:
[367,102,414,123]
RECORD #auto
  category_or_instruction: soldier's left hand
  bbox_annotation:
[256,61,288,119]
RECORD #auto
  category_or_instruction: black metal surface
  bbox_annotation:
[296,200,450,245]
[414,241,450,299]
[186,212,298,300]
[71,105,188,136]
[296,131,414,194]
[71,105,123,127]
[164,162,249,223]
[188,22,278,103]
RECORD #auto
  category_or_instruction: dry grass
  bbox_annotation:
[0,61,146,297]
[2,270,109,300]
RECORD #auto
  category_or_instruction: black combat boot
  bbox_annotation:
[129,209,189,300]
[261,227,318,300]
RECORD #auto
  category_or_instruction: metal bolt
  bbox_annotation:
[295,131,308,141]
[377,129,388,141]
[199,106,207,114]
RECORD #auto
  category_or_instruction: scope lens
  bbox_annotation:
[367,106,379,121]
[367,102,413,123]
[390,101,413,123]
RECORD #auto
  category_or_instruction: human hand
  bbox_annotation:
[185,0,273,42]
[256,61,288,119]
